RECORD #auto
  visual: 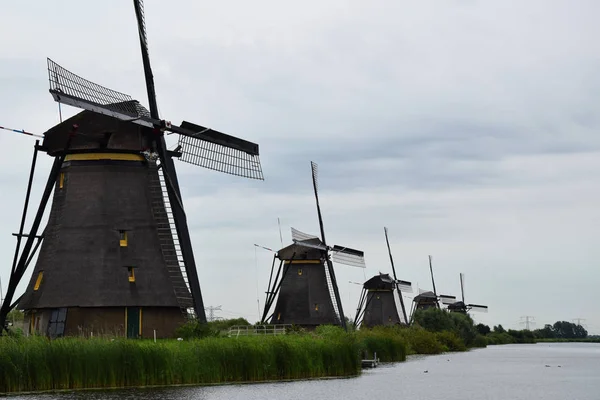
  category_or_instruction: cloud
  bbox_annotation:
[0,0,599,333]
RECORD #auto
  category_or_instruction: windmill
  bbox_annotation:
[409,255,457,321]
[260,162,365,331]
[354,227,412,328]
[446,273,488,314]
[0,0,263,338]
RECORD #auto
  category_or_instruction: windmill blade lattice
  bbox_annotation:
[48,58,151,122]
[331,245,366,268]
[291,227,319,242]
[439,294,457,305]
[468,304,489,313]
[311,161,319,192]
[292,239,328,251]
[177,124,263,180]
[396,280,413,293]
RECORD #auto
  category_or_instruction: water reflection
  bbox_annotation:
[8,343,600,400]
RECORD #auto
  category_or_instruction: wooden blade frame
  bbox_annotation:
[132,0,207,322]
[383,227,408,324]
[310,161,347,330]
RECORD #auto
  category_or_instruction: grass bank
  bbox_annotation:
[534,338,600,343]
[0,333,359,393]
[0,323,477,393]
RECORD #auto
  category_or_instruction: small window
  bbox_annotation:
[47,308,68,338]
[127,267,135,283]
[314,303,319,311]
[388,316,392,322]
[277,312,281,321]
[298,268,303,276]
[59,173,64,189]
[119,230,128,247]
[33,271,44,291]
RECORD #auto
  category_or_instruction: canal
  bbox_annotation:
[10,343,600,399]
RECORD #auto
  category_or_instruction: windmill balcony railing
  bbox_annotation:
[227,324,292,338]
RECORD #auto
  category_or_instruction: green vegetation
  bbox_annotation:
[0,333,360,393]
[8,311,591,394]
[411,308,486,348]
[533,321,588,340]
[473,321,591,345]
[0,311,488,394]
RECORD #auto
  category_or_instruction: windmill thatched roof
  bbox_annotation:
[277,238,326,261]
[42,106,151,156]
[413,291,437,301]
[363,273,395,290]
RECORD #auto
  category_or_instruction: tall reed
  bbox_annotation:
[0,334,361,393]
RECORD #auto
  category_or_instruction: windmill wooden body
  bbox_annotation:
[260,162,365,330]
[0,0,263,337]
[354,228,412,328]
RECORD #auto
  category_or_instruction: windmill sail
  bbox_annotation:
[291,227,319,242]
[177,122,263,179]
[331,245,366,268]
[468,304,489,312]
[396,279,413,293]
[47,58,263,179]
[439,294,457,305]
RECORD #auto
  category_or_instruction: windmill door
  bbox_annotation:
[126,307,141,339]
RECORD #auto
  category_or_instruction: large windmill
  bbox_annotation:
[446,273,488,314]
[354,227,412,328]
[0,0,263,338]
[260,162,365,331]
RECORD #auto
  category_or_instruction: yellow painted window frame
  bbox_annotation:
[119,230,128,247]
[33,271,44,291]
[127,267,135,283]
[298,268,303,276]
[59,172,64,189]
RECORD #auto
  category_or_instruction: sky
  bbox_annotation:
[0,0,599,333]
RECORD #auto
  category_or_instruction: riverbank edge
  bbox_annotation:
[1,374,361,397]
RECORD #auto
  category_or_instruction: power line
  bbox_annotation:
[520,316,535,330]
[204,305,222,322]
[573,318,587,328]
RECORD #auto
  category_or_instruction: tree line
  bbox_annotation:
[476,320,588,342]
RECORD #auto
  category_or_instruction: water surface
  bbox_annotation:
[9,343,600,400]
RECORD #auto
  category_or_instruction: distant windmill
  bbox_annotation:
[261,162,366,331]
[409,255,442,321]
[446,273,488,314]
[0,0,263,337]
[354,227,412,328]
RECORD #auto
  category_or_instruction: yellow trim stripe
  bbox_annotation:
[65,153,145,161]
[139,308,143,337]
[33,271,44,291]
[284,260,321,264]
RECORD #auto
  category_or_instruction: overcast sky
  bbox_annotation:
[1,0,599,333]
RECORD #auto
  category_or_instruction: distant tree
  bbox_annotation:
[493,324,506,334]
[533,324,555,339]
[553,321,587,339]
[476,323,491,336]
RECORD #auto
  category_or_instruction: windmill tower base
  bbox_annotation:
[24,306,186,339]
[362,291,403,328]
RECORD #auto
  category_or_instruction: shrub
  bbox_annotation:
[435,331,467,352]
